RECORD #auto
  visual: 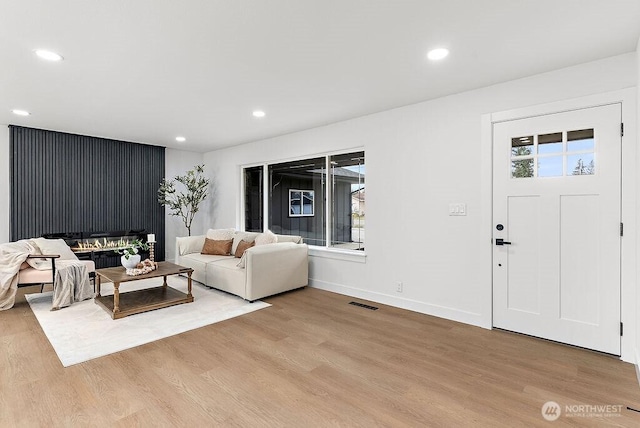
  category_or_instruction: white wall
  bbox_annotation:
[0,51,635,350]
[164,149,205,262]
[203,52,637,331]
[0,125,9,244]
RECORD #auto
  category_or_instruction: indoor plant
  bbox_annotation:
[116,239,149,269]
[157,164,210,236]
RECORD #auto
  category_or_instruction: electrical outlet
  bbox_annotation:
[396,282,403,293]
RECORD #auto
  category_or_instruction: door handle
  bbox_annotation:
[495,238,512,246]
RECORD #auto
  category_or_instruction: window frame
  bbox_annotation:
[239,148,365,254]
[288,189,315,217]
[510,128,596,179]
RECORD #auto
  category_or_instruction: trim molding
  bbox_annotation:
[482,87,637,363]
[309,247,367,263]
[309,278,490,329]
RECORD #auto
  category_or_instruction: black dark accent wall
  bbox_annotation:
[10,126,165,267]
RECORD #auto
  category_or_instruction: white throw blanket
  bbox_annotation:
[0,240,93,310]
[0,240,38,310]
[51,261,93,310]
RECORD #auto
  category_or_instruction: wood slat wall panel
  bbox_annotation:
[10,126,165,265]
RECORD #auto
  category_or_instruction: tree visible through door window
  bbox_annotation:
[511,129,595,178]
[568,129,595,175]
[511,135,534,178]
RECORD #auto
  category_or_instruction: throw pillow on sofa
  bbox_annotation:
[201,238,233,256]
[254,230,278,246]
[206,228,235,241]
[33,238,78,260]
[28,237,78,270]
[234,240,255,258]
[231,232,259,254]
[177,235,206,256]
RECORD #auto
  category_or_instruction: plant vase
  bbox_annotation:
[121,254,141,269]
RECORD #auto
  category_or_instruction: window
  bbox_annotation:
[511,128,595,178]
[243,150,365,251]
[243,166,263,232]
[330,152,365,250]
[289,190,314,217]
[269,157,326,246]
[567,129,595,175]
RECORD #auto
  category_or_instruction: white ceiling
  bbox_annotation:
[1,0,639,153]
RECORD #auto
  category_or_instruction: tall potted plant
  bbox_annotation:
[158,164,210,236]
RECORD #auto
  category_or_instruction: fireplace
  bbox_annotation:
[42,230,149,268]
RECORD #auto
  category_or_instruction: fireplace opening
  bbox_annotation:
[42,230,150,268]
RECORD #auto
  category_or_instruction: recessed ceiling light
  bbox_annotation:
[427,48,449,61]
[175,136,186,142]
[12,109,30,116]
[252,110,266,118]
[34,49,63,61]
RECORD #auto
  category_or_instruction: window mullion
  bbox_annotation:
[533,134,538,177]
[239,166,245,231]
[562,130,567,176]
[263,164,268,233]
[325,155,331,248]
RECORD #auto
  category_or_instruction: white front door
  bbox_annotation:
[492,104,621,355]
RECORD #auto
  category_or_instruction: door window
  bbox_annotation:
[510,128,595,178]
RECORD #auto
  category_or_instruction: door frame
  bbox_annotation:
[480,88,637,362]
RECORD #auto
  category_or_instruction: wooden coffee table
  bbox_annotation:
[95,261,194,319]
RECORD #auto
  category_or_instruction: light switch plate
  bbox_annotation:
[449,203,467,216]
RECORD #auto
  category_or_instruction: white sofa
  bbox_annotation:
[175,230,308,301]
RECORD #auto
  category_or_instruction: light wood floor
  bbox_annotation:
[2,285,640,427]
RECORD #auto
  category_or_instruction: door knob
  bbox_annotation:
[495,238,512,246]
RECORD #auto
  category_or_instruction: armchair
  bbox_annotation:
[18,255,96,292]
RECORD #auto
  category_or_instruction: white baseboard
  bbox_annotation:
[309,278,491,329]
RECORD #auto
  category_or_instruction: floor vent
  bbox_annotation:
[349,301,378,311]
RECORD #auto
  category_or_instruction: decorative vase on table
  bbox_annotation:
[121,255,141,269]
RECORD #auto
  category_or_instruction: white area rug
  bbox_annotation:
[26,276,270,367]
